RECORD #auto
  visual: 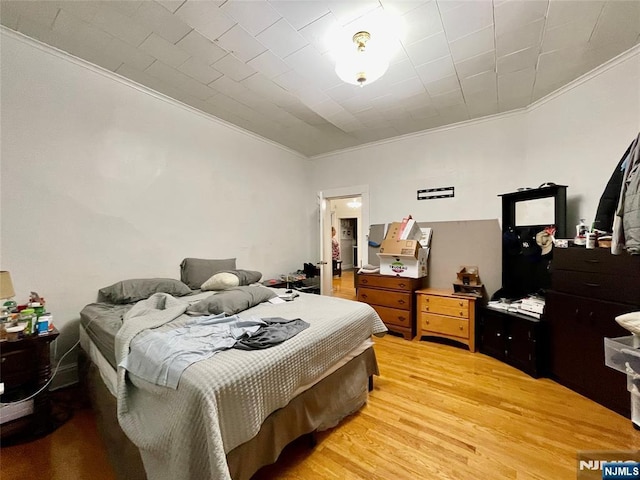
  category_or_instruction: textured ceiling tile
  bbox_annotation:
[212,54,256,82]
[56,1,100,23]
[154,1,186,14]
[425,74,461,96]
[546,0,604,29]
[247,50,291,79]
[210,76,249,97]
[391,76,427,100]
[415,55,457,84]
[145,60,193,88]
[402,1,444,45]
[496,18,544,57]
[3,0,60,27]
[297,11,338,54]
[134,1,192,44]
[53,8,113,50]
[590,1,640,48]
[461,70,497,96]
[498,67,535,100]
[269,1,331,30]
[106,37,156,71]
[449,25,496,63]
[430,88,465,109]
[495,0,548,36]
[178,57,223,84]
[92,4,153,47]
[405,31,451,66]
[215,24,267,62]
[454,50,495,79]
[496,46,539,75]
[542,20,596,53]
[439,0,494,41]
[256,18,308,59]
[176,30,227,65]
[221,0,281,36]
[327,1,379,25]
[174,0,235,41]
[139,33,190,68]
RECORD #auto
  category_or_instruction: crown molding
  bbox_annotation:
[0,26,307,160]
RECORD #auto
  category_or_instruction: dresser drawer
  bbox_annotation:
[420,313,469,338]
[551,270,640,304]
[552,247,640,277]
[372,305,412,328]
[358,288,412,310]
[419,295,469,318]
[356,275,417,291]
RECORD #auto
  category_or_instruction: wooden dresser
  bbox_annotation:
[355,273,427,340]
[546,247,640,418]
[415,288,476,351]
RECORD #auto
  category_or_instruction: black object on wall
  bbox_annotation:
[497,185,568,299]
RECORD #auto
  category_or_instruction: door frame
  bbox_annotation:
[318,185,369,295]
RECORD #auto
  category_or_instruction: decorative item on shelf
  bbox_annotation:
[453,266,484,297]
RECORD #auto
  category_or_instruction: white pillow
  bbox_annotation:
[201,272,240,291]
[615,311,640,335]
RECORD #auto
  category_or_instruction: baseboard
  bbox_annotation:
[50,362,78,391]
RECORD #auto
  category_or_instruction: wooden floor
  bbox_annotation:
[2,270,638,479]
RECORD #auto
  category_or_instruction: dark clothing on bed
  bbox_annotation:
[234,317,309,350]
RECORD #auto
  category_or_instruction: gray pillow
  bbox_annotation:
[180,257,236,289]
[187,286,276,315]
[98,278,192,304]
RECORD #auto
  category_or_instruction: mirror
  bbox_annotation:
[515,197,555,226]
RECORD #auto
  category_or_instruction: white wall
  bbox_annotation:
[0,32,314,385]
[525,51,640,228]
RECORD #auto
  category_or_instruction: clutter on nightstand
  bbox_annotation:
[452,266,484,297]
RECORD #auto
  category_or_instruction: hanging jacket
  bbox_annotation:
[612,133,640,254]
[593,143,631,232]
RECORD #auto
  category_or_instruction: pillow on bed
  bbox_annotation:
[98,278,192,304]
[180,257,236,289]
[201,270,263,291]
[187,286,276,315]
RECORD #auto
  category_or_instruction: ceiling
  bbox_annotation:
[2,1,639,157]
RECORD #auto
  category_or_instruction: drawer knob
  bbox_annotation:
[459,302,463,307]
[425,306,429,311]
[508,336,513,341]
[459,311,464,317]
[1,357,5,363]
[398,300,405,305]
[496,333,501,337]
[398,316,406,321]
[398,283,406,288]
[425,320,430,324]
[361,294,368,299]
[459,325,463,330]
[585,283,601,288]
[361,279,368,284]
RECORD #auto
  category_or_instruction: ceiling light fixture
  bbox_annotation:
[347,198,362,208]
[334,30,389,87]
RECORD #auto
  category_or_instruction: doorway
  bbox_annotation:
[318,186,369,296]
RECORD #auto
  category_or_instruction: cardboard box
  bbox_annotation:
[386,220,422,242]
[377,238,429,278]
[456,266,479,285]
[453,281,483,297]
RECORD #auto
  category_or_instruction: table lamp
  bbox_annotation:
[0,271,16,312]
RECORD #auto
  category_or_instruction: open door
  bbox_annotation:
[317,186,370,296]
[318,192,333,296]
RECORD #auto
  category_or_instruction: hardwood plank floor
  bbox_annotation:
[2,271,638,479]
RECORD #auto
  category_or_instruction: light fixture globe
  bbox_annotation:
[334,31,389,87]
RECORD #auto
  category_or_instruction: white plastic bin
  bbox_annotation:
[604,336,640,374]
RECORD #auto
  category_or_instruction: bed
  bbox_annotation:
[78,267,386,480]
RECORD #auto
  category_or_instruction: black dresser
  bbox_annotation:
[546,247,640,418]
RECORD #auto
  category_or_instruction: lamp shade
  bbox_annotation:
[334,31,389,87]
[0,271,15,299]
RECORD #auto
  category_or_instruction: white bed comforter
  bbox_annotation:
[115,291,386,480]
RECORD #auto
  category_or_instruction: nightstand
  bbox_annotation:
[0,328,59,443]
[416,288,476,351]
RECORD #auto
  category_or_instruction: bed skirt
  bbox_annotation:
[78,347,379,480]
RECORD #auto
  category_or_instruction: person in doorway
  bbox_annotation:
[331,226,342,277]
[331,226,340,261]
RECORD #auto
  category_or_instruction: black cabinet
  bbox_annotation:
[546,247,640,418]
[479,306,547,378]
